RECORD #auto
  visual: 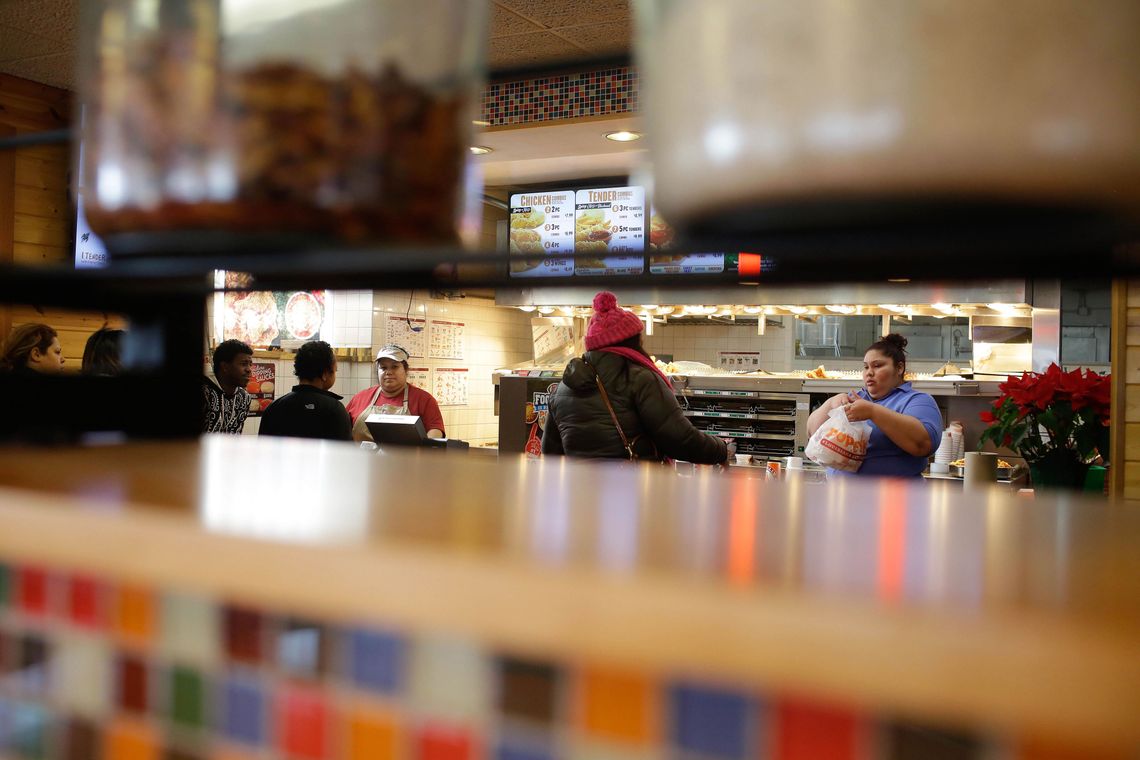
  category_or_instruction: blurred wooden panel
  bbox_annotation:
[1126,385,1140,423]
[0,75,72,116]
[12,241,67,265]
[14,152,69,191]
[14,215,69,248]
[1125,424,1140,461]
[14,184,67,220]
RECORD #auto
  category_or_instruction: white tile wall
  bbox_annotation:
[326,290,374,348]
[643,319,794,372]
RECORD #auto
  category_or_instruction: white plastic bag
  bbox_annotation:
[805,407,871,472]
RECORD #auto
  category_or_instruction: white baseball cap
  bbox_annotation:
[375,344,409,363]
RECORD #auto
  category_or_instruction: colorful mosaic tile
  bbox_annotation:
[116,586,156,645]
[219,672,266,746]
[417,723,478,760]
[67,574,107,629]
[222,607,263,665]
[17,567,50,617]
[344,703,399,760]
[346,627,405,695]
[774,698,862,760]
[62,716,100,760]
[278,684,330,759]
[0,563,11,608]
[479,67,637,127]
[0,559,1021,760]
[169,665,208,729]
[55,631,112,717]
[670,683,757,759]
[578,667,656,745]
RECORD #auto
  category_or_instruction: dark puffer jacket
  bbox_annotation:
[542,350,728,464]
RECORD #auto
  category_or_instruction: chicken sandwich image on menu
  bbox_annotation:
[575,209,612,253]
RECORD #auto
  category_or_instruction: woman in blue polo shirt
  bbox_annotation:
[807,334,942,478]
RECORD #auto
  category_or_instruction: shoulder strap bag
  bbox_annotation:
[583,358,659,462]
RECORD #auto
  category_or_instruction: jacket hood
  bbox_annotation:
[561,357,597,392]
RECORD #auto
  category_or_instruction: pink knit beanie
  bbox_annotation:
[585,291,644,350]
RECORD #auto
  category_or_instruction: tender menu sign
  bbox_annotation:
[509,191,575,278]
[574,187,645,275]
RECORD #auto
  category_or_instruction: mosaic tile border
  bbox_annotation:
[479,68,637,127]
[0,561,1086,760]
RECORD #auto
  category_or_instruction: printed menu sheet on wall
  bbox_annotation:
[433,368,469,406]
[429,319,465,360]
[509,191,575,278]
[574,186,645,275]
[385,315,427,357]
[408,367,431,390]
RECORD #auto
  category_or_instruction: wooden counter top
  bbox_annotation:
[0,436,1138,749]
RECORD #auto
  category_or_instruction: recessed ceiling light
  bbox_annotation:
[604,130,642,142]
[469,145,493,155]
[887,278,911,283]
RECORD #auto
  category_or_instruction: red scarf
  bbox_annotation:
[597,347,674,389]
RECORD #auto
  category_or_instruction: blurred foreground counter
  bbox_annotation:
[0,436,1137,759]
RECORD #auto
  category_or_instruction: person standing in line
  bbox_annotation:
[259,340,352,441]
[0,323,66,375]
[542,291,730,465]
[203,339,253,434]
[81,327,126,376]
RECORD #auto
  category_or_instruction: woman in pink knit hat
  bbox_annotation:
[542,291,730,464]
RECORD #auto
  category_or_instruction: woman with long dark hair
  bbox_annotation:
[542,291,729,464]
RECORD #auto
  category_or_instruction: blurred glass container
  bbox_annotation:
[635,0,1140,229]
[79,0,488,249]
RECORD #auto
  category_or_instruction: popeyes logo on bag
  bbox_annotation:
[820,434,867,461]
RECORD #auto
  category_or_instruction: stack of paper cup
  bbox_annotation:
[931,430,954,473]
[948,421,965,461]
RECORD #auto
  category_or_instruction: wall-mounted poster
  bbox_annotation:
[407,367,431,390]
[574,186,645,275]
[385,315,427,358]
[429,319,465,360]
[509,190,576,278]
[223,290,326,348]
[245,363,276,416]
[433,367,469,406]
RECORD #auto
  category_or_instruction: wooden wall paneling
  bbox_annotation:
[1115,279,1140,501]
[1,123,14,343]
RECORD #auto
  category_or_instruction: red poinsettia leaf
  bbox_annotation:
[979,410,996,424]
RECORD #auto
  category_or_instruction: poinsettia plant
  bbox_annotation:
[978,364,1111,464]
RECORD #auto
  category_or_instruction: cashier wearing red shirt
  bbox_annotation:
[346,344,446,441]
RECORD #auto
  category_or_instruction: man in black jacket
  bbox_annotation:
[258,340,352,441]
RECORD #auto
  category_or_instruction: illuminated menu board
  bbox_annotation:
[647,205,724,274]
[574,186,644,275]
[509,190,575,278]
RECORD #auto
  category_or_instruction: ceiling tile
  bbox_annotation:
[0,52,74,90]
[0,0,76,42]
[553,17,631,54]
[490,1,544,37]
[0,24,70,63]
[497,0,629,31]
[489,31,588,70]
